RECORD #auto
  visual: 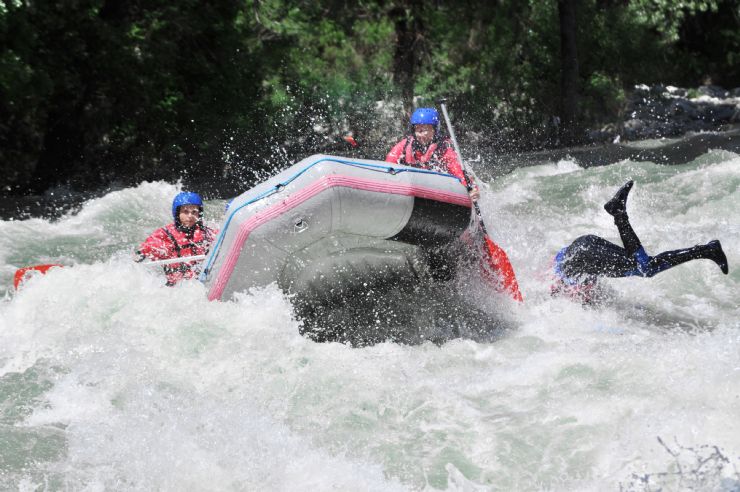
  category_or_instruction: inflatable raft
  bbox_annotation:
[200,155,481,302]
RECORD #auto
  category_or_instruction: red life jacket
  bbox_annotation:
[403,137,448,169]
[136,222,217,286]
[386,136,466,182]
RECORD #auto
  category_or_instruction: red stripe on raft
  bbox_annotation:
[207,174,471,301]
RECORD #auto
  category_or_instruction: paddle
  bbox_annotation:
[12,255,206,290]
[13,264,63,290]
[138,254,206,267]
[437,99,523,301]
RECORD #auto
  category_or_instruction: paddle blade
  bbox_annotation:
[482,235,523,302]
[13,264,63,290]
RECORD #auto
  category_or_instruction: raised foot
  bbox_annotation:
[604,180,634,217]
[705,240,729,274]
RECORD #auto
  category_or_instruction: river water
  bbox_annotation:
[1,150,738,490]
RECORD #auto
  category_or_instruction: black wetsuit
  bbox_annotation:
[553,181,727,288]
[555,234,717,284]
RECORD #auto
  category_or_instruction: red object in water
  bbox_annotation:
[481,235,523,302]
[13,264,63,290]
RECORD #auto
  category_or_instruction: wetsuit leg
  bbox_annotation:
[642,239,729,277]
[558,182,729,285]
[604,180,643,255]
[602,181,729,277]
[612,214,642,256]
[560,235,637,279]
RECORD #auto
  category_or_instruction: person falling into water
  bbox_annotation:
[551,180,729,303]
[135,192,218,286]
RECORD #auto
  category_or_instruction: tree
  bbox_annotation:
[389,0,425,119]
[558,0,580,144]
[1,0,738,198]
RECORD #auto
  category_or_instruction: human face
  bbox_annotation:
[414,124,435,145]
[178,204,200,228]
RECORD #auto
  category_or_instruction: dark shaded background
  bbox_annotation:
[2,0,739,207]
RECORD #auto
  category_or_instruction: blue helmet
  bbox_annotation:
[410,108,439,127]
[172,191,203,219]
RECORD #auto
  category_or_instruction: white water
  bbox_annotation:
[1,153,739,490]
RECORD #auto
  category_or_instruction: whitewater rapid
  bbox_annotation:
[1,151,738,490]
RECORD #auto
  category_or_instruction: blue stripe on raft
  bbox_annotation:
[199,157,464,281]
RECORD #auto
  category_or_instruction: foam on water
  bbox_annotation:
[1,153,739,490]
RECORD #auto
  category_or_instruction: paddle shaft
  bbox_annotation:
[437,99,488,234]
[15,254,205,279]
[13,255,207,290]
[438,99,523,301]
[139,254,206,267]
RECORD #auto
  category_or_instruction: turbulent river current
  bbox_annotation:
[1,149,738,490]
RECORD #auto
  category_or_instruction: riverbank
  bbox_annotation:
[3,84,738,221]
[5,127,740,222]
[475,83,740,177]
[478,125,740,179]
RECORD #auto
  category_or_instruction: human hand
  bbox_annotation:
[468,185,480,201]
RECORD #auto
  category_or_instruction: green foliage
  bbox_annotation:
[1,0,738,194]
[582,72,626,122]
[628,0,720,43]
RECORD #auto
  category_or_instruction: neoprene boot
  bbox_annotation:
[604,180,642,256]
[604,180,634,217]
[651,240,729,275]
